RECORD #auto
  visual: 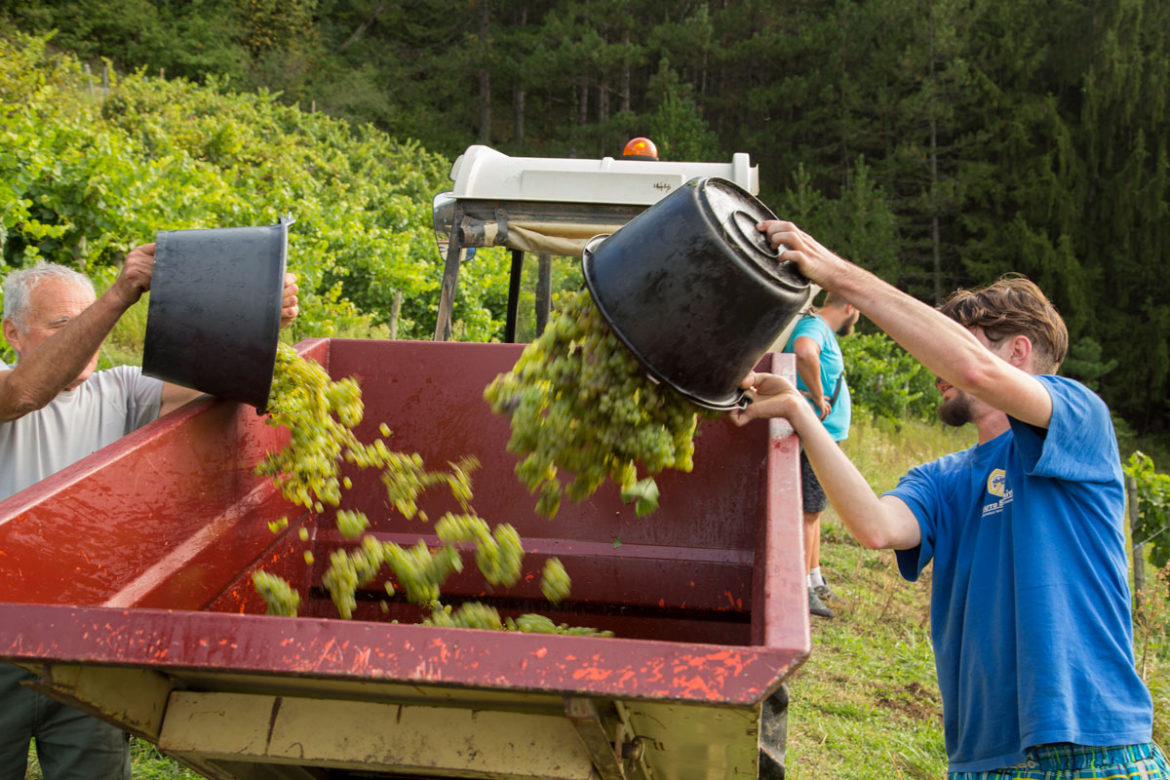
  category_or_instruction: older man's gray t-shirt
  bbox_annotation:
[0,359,164,501]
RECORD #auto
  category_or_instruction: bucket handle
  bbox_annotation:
[730,210,780,260]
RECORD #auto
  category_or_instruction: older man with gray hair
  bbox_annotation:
[0,243,298,779]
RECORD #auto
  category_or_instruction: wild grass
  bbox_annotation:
[26,738,202,779]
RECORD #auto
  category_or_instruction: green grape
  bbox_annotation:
[435,513,491,546]
[336,509,369,539]
[424,604,457,627]
[505,613,613,637]
[424,602,504,631]
[256,344,364,512]
[475,523,524,587]
[322,548,359,619]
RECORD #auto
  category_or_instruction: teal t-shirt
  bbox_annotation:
[783,314,851,441]
[888,376,1152,772]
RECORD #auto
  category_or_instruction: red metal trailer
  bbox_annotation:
[0,339,807,779]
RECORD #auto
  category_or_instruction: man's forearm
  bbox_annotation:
[795,354,824,403]
[789,400,919,549]
[828,262,990,390]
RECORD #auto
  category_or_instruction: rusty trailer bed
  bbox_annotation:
[0,339,808,779]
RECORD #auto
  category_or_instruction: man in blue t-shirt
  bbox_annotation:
[732,219,1164,778]
[783,292,858,619]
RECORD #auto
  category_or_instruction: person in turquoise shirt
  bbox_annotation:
[735,219,1163,779]
[783,292,859,619]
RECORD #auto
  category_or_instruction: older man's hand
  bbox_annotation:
[110,243,156,308]
[280,273,299,329]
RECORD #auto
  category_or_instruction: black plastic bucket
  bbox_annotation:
[582,178,812,411]
[142,217,291,410]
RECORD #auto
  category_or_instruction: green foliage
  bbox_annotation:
[1125,451,1170,569]
[841,331,938,426]
[646,58,721,162]
[1062,336,1119,392]
[0,33,515,349]
[27,737,203,779]
[776,157,900,285]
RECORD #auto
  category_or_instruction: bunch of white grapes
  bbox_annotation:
[484,288,716,518]
[252,570,300,617]
[425,603,613,638]
[257,343,363,512]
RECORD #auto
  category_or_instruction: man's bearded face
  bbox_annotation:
[938,388,974,427]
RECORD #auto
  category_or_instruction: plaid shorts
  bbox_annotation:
[950,743,1170,780]
[799,450,828,513]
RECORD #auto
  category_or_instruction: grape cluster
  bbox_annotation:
[336,509,370,539]
[433,513,522,588]
[484,288,717,517]
[424,603,613,637]
[424,602,504,630]
[320,515,523,619]
[257,343,364,511]
[252,570,300,617]
[507,613,613,637]
[540,558,571,604]
[321,534,388,618]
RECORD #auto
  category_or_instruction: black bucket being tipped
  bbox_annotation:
[582,177,812,411]
[142,217,291,411]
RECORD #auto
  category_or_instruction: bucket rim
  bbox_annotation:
[143,217,291,410]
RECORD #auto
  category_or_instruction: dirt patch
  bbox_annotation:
[875,680,942,723]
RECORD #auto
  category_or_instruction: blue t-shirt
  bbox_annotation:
[783,314,851,441]
[888,376,1152,772]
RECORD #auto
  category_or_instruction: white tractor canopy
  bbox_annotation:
[432,145,760,341]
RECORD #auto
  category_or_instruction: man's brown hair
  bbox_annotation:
[938,274,1068,374]
[822,291,852,309]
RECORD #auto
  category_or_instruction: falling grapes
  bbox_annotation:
[252,344,606,637]
[252,570,300,617]
[256,343,364,511]
[540,558,571,604]
[484,288,718,518]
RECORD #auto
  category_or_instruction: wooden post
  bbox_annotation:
[1128,475,1145,610]
[388,289,403,340]
[433,215,465,342]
